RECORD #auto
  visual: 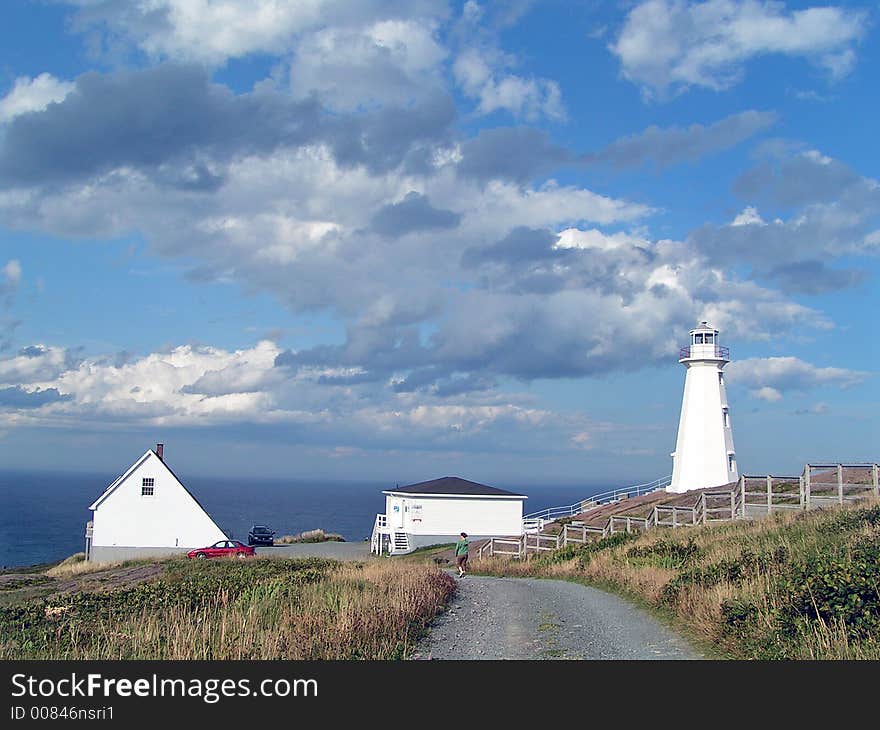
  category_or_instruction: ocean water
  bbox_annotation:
[0,469,622,568]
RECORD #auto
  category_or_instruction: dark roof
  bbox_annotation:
[387,476,525,497]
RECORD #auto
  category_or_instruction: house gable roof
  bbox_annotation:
[384,476,525,498]
[89,449,154,510]
[89,449,224,533]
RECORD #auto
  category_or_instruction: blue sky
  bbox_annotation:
[0,0,876,484]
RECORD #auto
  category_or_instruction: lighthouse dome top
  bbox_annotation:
[680,321,729,362]
[689,320,718,335]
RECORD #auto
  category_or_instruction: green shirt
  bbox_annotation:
[454,539,469,556]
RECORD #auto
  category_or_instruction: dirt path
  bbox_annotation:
[413,575,700,660]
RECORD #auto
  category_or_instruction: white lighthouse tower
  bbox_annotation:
[669,321,738,493]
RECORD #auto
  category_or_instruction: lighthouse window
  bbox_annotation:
[723,408,730,427]
[694,333,704,344]
[705,333,715,344]
[718,372,724,385]
[728,454,736,470]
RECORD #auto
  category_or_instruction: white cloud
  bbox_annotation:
[555,228,650,251]
[67,0,448,64]
[752,386,782,402]
[611,0,867,98]
[690,147,880,292]
[453,48,565,120]
[0,137,831,386]
[2,259,21,286]
[289,20,448,109]
[730,206,764,226]
[0,56,851,412]
[0,345,69,386]
[0,338,618,457]
[727,356,868,400]
[0,74,74,123]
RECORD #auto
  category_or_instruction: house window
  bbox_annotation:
[142,477,154,496]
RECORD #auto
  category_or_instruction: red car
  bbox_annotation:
[187,540,255,559]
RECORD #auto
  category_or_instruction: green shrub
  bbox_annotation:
[776,537,880,639]
[721,598,758,633]
[662,546,789,603]
[817,506,880,534]
[535,531,639,568]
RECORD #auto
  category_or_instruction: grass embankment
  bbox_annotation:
[0,557,454,660]
[474,500,880,659]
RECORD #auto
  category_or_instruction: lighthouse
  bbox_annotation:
[669,321,738,493]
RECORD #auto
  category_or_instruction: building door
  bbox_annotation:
[397,499,406,529]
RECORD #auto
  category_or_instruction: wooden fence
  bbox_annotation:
[477,462,878,560]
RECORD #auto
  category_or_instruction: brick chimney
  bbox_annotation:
[156,443,164,461]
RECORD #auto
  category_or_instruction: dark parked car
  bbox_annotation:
[248,525,275,546]
[187,540,255,559]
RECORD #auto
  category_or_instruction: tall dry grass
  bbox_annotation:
[475,500,880,659]
[1,558,454,660]
[44,553,120,578]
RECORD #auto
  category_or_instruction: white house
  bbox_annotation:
[669,322,738,493]
[85,444,227,562]
[370,476,526,555]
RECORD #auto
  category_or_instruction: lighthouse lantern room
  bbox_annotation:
[669,321,738,493]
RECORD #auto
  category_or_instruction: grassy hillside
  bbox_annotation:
[474,500,880,659]
[0,557,454,659]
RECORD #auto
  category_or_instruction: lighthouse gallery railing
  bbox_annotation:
[679,345,729,359]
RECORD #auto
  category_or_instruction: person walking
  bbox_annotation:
[454,532,469,578]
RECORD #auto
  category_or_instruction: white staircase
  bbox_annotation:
[370,514,412,555]
[393,532,409,553]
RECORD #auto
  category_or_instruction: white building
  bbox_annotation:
[669,322,738,493]
[370,476,527,555]
[85,444,227,562]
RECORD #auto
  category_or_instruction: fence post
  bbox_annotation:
[805,464,811,511]
[766,475,773,514]
[582,525,587,543]
[626,516,632,533]
[653,508,658,527]
[672,508,678,528]
[739,474,746,518]
[799,475,805,509]
[837,464,844,505]
[729,490,735,520]
[701,493,708,524]
[873,464,879,497]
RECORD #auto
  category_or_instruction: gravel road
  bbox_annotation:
[413,574,700,660]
